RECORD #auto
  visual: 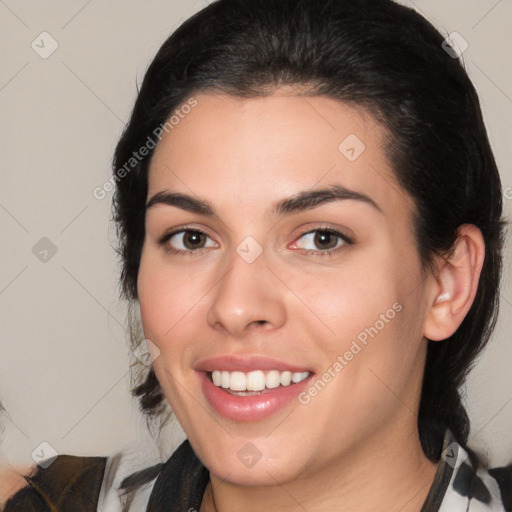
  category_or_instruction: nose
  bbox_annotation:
[206,247,287,338]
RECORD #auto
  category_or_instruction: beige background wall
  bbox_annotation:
[1,0,511,468]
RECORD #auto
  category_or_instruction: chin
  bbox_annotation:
[196,438,310,487]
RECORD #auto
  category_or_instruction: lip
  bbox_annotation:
[194,354,312,373]
[198,370,313,422]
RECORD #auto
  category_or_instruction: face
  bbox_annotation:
[137,89,434,486]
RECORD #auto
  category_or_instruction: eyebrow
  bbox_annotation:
[146,184,383,217]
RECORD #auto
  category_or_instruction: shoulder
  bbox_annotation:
[98,448,164,512]
[99,439,208,511]
[488,463,512,511]
[0,464,33,508]
[439,436,512,511]
[99,439,206,511]
[1,440,185,512]
[2,455,107,512]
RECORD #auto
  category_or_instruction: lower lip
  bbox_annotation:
[199,371,313,422]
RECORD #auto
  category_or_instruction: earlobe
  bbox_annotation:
[423,224,485,342]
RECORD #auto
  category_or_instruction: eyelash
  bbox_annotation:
[157,226,353,257]
[157,226,215,258]
[292,227,353,256]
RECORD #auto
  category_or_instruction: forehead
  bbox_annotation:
[147,90,415,219]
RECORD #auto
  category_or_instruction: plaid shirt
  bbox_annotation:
[5,429,511,511]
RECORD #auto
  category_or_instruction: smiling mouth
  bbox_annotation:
[206,369,311,396]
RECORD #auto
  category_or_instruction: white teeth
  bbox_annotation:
[230,371,246,391]
[292,371,309,383]
[210,369,310,392]
[266,370,281,389]
[247,370,265,391]
[280,371,292,386]
[212,371,222,386]
[221,371,230,388]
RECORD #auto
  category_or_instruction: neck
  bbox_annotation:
[200,421,440,512]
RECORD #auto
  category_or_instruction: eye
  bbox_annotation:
[159,229,217,254]
[291,228,352,255]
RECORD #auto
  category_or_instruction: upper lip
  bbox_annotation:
[194,354,313,373]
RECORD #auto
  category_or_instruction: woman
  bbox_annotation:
[3,0,511,510]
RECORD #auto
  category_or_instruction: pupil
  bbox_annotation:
[315,231,336,249]
[185,231,204,249]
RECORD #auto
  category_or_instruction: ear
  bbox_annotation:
[423,224,485,341]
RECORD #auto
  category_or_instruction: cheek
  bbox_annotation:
[288,252,424,383]
[297,272,424,427]
[137,252,199,349]
[287,260,401,344]
[136,250,227,375]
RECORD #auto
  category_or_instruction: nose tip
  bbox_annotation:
[206,255,286,337]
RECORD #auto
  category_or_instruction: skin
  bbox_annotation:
[137,88,484,512]
[0,464,33,508]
